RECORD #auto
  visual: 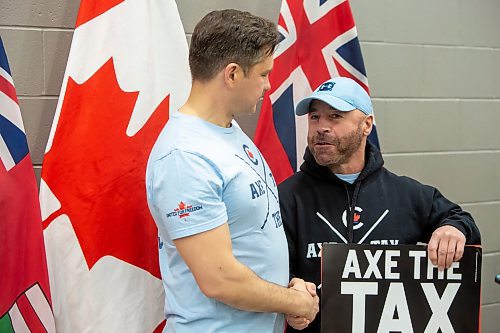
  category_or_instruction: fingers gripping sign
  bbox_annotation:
[427,225,466,271]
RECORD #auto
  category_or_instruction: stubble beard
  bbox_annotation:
[309,123,364,170]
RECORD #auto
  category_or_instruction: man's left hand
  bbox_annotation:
[428,225,466,271]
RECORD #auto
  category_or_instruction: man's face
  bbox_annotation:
[236,55,273,115]
[307,99,367,169]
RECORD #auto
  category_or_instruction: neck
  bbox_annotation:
[329,161,364,174]
[179,79,233,128]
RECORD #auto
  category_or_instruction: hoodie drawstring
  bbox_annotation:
[347,181,361,243]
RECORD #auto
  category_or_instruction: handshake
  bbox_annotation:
[286,278,320,330]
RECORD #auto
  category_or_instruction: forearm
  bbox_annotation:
[202,258,311,317]
[174,223,316,319]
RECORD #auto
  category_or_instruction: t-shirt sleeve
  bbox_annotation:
[148,149,228,240]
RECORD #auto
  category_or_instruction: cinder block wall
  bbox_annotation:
[349,1,500,330]
[2,0,498,330]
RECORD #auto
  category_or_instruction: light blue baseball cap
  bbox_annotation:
[295,77,373,116]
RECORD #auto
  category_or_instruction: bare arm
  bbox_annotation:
[173,223,319,320]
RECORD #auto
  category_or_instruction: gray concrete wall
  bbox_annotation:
[349,0,500,330]
[2,0,498,331]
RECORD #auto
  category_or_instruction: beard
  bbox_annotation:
[308,123,364,170]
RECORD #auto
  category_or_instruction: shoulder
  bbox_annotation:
[151,149,222,181]
[150,124,227,170]
[278,171,313,193]
[278,171,325,210]
[377,168,436,197]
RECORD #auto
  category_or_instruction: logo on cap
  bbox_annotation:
[318,81,335,92]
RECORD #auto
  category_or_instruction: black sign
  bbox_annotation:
[321,244,481,333]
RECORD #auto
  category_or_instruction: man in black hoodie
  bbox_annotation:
[279,77,481,332]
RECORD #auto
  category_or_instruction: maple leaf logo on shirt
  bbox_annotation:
[166,201,203,220]
[42,58,169,278]
[174,201,192,218]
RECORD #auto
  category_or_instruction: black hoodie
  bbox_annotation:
[278,142,481,333]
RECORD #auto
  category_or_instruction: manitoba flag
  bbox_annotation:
[38,0,191,331]
[0,37,55,332]
[255,0,379,184]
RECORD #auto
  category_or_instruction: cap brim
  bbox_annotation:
[295,95,356,116]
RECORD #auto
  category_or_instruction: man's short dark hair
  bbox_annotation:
[189,9,279,81]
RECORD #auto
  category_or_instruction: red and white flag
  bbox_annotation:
[39,0,191,331]
[0,37,56,332]
[255,0,378,184]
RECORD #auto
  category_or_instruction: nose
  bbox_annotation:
[263,76,271,92]
[316,118,331,134]
[317,128,330,136]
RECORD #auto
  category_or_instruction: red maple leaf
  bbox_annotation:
[354,213,361,222]
[76,0,125,28]
[42,58,169,278]
[174,201,192,219]
[176,201,186,211]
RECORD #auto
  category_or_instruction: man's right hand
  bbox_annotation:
[286,278,319,329]
[428,225,466,271]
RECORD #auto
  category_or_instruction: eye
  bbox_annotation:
[309,113,320,120]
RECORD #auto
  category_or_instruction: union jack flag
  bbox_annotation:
[255,0,379,184]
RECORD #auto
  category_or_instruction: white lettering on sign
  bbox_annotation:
[422,283,460,333]
[363,249,383,279]
[341,282,378,333]
[377,283,414,333]
[342,249,401,279]
[341,282,461,332]
[409,250,426,279]
[385,250,400,280]
[342,250,362,279]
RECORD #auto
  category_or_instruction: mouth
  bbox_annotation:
[314,141,332,146]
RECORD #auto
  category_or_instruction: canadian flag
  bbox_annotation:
[39,0,191,331]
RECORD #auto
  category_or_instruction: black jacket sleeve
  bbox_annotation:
[279,187,298,280]
[425,188,481,244]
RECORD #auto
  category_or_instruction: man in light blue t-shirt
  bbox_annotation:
[146,9,319,333]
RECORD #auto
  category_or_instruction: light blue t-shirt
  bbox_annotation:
[335,172,360,184]
[146,111,288,333]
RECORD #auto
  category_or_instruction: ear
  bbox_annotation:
[362,115,374,136]
[223,63,241,87]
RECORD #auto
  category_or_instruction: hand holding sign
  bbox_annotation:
[428,225,466,271]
